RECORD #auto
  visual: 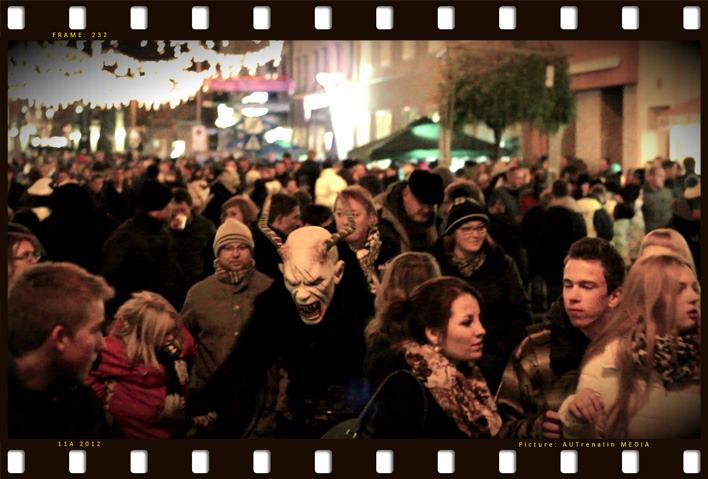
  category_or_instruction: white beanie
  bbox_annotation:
[213,219,254,255]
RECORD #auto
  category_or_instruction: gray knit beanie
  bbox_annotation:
[213,219,254,255]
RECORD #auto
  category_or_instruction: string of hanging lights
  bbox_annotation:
[8,40,284,111]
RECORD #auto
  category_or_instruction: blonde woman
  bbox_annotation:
[559,254,700,438]
[87,291,196,438]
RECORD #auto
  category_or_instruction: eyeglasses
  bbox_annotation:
[458,224,488,236]
[12,251,41,262]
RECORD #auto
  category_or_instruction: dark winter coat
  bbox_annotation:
[38,183,117,274]
[189,260,374,438]
[363,350,468,439]
[430,239,531,392]
[9,360,108,439]
[252,226,287,283]
[375,182,438,253]
[202,182,236,227]
[538,197,587,300]
[170,213,216,289]
[101,212,185,315]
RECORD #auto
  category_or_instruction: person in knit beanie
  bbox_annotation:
[181,219,273,393]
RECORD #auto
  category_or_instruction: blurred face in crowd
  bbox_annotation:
[222,205,245,224]
[170,201,192,229]
[508,169,525,189]
[674,265,700,334]
[427,293,485,363]
[217,241,253,273]
[112,169,124,185]
[89,176,104,194]
[60,299,105,383]
[335,197,374,249]
[55,170,71,186]
[563,258,621,338]
[453,220,488,256]
[402,186,433,223]
[280,228,344,325]
[273,206,302,236]
[648,168,666,189]
[286,179,299,195]
[352,164,366,182]
[275,162,286,175]
[9,240,40,281]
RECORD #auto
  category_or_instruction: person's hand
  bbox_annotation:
[159,393,186,424]
[174,359,188,385]
[542,410,562,439]
[568,388,604,425]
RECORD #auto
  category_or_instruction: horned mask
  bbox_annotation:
[259,194,356,325]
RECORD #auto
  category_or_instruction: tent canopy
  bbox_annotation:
[349,117,507,162]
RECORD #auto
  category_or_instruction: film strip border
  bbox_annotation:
[0,1,704,38]
[1,441,704,476]
[2,1,706,478]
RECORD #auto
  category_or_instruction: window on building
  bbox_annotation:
[380,41,391,68]
[402,41,416,61]
[375,110,392,139]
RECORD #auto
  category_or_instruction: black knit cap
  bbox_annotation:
[407,170,444,205]
[138,180,173,212]
[443,197,489,236]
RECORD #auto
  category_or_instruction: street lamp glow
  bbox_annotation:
[316,72,345,89]
[171,140,186,159]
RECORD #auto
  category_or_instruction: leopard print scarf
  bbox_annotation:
[400,340,501,437]
[631,327,700,388]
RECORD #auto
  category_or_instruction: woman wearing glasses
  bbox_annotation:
[430,196,532,392]
[8,229,43,284]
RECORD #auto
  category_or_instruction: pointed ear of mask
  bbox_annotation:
[424,327,442,347]
[333,260,345,285]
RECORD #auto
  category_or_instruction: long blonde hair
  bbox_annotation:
[111,291,182,368]
[581,253,700,437]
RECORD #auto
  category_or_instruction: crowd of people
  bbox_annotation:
[7,147,701,439]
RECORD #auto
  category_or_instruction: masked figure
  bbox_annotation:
[189,195,373,438]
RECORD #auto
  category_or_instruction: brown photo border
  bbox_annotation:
[2,1,705,477]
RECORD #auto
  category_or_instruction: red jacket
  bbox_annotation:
[87,326,195,438]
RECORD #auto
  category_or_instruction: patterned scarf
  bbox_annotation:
[214,258,256,287]
[450,249,487,278]
[631,327,700,388]
[351,227,382,294]
[400,340,501,437]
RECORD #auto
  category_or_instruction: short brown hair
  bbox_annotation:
[220,195,259,224]
[9,262,114,356]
